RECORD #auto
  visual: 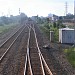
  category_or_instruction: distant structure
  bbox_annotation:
[50,31,54,42]
[48,14,58,22]
[8,9,11,17]
[74,0,75,16]
[59,28,74,44]
[2,12,4,16]
[19,8,21,15]
[74,0,75,46]
[65,2,68,16]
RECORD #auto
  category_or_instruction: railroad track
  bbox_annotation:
[0,23,54,75]
[0,25,29,75]
[24,25,53,75]
[0,25,24,47]
[0,25,26,62]
[34,24,69,75]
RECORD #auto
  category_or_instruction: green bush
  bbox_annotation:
[0,23,17,34]
[39,23,59,42]
[64,48,75,67]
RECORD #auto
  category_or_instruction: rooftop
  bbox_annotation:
[59,27,74,30]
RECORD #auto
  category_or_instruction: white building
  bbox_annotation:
[59,28,75,44]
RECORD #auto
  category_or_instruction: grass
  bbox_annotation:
[64,47,75,67]
[0,23,17,34]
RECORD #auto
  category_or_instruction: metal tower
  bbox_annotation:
[74,0,75,16]
[65,2,68,16]
[19,8,21,15]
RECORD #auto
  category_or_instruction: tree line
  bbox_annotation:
[0,13,28,26]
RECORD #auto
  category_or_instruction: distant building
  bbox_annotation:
[48,13,53,18]
[62,13,74,23]
[48,14,58,22]
[31,15,38,23]
[59,28,75,44]
[52,15,59,22]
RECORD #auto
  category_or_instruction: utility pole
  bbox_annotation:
[2,12,4,16]
[19,8,21,15]
[74,0,75,47]
[8,9,10,17]
[65,2,68,16]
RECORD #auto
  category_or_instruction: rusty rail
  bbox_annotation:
[33,25,53,75]
[24,27,33,75]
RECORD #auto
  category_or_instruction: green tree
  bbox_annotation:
[1,16,9,24]
[53,22,56,28]
[20,13,27,24]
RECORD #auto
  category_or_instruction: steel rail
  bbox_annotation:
[0,26,26,62]
[27,47,33,75]
[27,28,33,75]
[24,27,29,75]
[24,27,33,75]
[32,25,53,75]
[24,54,27,75]
[33,27,45,75]
[41,54,53,75]
[0,25,24,47]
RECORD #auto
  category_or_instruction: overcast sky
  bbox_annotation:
[0,0,74,17]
